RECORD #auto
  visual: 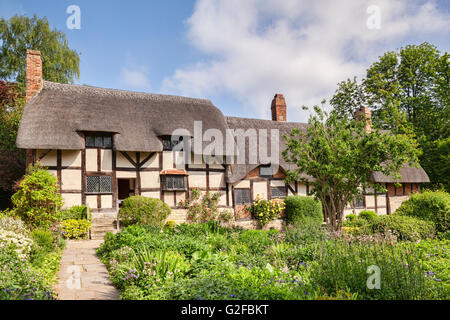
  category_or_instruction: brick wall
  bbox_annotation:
[26,50,42,102]
[271,93,287,122]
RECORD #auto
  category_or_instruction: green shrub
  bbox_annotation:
[371,215,436,241]
[31,230,54,252]
[284,196,322,226]
[358,210,377,221]
[11,164,63,229]
[164,220,177,230]
[396,190,450,233]
[61,219,91,239]
[119,196,170,228]
[342,214,373,232]
[61,205,88,220]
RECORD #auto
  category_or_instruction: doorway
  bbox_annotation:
[117,178,135,206]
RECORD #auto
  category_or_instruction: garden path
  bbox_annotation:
[54,240,120,300]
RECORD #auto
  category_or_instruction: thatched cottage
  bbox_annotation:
[17,50,429,238]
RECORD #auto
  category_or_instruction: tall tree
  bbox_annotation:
[0,14,80,84]
[0,15,80,207]
[0,81,25,207]
[331,43,449,190]
[283,105,420,231]
[329,77,368,120]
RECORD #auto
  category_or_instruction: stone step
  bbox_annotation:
[91,217,117,223]
[91,226,116,232]
[91,221,116,227]
[90,230,117,240]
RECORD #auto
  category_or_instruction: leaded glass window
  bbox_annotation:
[234,189,251,205]
[86,176,112,193]
[271,187,286,199]
[162,175,185,191]
[85,134,113,148]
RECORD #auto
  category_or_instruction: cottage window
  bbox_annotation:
[162,175,186,191]
[271,186,287,199]
[354,195,365,208]
[86,176,112,193]
[234,189,251,205]
[85,134,112,148]
[162,136,183,151]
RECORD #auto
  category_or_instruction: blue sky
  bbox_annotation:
[1,0,449,121]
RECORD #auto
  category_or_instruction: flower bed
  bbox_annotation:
[97,222,449,300]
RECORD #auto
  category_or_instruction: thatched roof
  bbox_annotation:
[371,165,430,183]
[16,81,429,184]
[225,117,429,184]
[16,81,229,153]
[225,116,313,183]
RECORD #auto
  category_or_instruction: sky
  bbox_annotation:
[0,0,449,122]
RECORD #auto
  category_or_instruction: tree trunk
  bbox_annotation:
[321,194,345,232]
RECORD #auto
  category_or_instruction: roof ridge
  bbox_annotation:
[42,80,213,105]
[225,115,308,125]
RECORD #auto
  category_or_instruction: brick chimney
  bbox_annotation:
[354,107,372,131]
[271,93,286,122]
[26,49,43,102]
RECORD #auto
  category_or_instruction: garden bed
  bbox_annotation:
[97,222,449,300]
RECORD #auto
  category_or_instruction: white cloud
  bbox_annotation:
[121,66,151,90]
[162,0,449,122]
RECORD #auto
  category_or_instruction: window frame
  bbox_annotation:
[270,186,287,199]
[85,133,113,149]
[161,175,186,191]
[259,165,274,178]
[233,188,252,205]
[161,135,184,151]
[354,195,365,209]
[86,175,113,194]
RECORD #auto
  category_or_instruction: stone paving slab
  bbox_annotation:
[55,240,120,300]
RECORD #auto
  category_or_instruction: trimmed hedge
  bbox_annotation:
[396,190,449,233]
[119,196,171,228]
[284,196,323,225]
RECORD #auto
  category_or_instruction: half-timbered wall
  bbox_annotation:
[32,145,422,223]
[32,143,230,221]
